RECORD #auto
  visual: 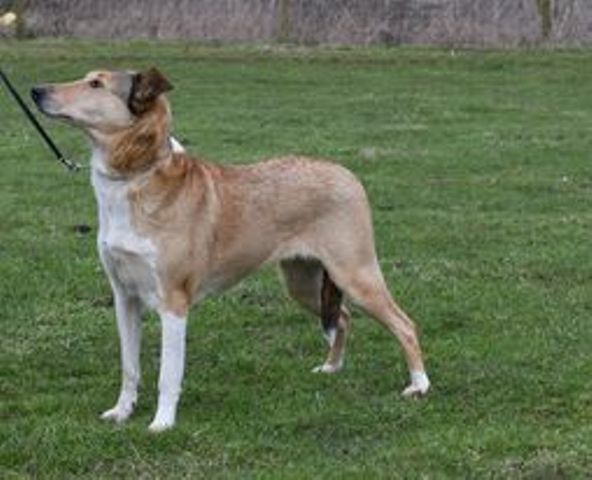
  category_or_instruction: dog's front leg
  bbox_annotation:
[148,311,187,432]
[101,287,142,424]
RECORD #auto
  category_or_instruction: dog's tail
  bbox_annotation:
[320,269,343,341]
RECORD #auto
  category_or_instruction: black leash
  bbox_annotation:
[0,68,80,172]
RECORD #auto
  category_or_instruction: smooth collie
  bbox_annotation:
[32,68,430,431]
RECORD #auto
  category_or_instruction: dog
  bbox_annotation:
[31,68,430,431]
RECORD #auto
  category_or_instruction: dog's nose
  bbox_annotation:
[30,86,46,105]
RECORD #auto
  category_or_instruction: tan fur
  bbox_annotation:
[109,98,171,174]
[34,68,429,407]
[119,94,426,376]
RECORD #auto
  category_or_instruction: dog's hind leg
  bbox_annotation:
[101,285,143,424]
[279,259,349,373]
[325,259,430,397]
[316,269,350,373]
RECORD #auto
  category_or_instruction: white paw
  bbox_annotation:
[401,371,430,398]
[402,383,429,397]
[312,361,343,374]
[148,416,175,433]
[100,404,134,424]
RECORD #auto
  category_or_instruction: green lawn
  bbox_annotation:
[1,41,592,478]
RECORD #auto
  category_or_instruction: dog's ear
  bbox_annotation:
[128,67,173,115]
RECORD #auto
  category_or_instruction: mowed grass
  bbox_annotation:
[1,40,592,478]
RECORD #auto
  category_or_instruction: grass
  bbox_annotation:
[1,40,592,478]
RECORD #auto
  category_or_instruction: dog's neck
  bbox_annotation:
[89,98,173,180]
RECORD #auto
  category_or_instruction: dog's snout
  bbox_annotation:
[31,86,48,105]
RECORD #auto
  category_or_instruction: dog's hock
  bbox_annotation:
[129,67,173,115]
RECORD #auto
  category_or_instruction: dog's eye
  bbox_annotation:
[89,79,103,89]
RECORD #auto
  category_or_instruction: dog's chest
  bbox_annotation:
[92,171,160,306]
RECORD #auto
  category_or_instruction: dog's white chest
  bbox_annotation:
[92,170,160,308]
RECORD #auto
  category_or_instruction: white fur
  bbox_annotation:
[402,370,430,397]
[100,289,142,423]
[311,360,343,374]
[312,328,343,374]
[323,327,337,347]
[91,148,161,310]
[149,311,187,432]
[170,136,185,153]
[92,145,189,431]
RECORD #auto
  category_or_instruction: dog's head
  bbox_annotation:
[31,67,173,134]
[32,68,175,175]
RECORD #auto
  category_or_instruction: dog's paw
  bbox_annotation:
[401,371,430,398]
[100,404,134,424]
[148,417,175,433]
[401,383,429,398]
[312,362,342,374]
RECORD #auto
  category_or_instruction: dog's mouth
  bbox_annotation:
[34,102,74,123]
[30,86,72,121]
[41,110,73,121]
